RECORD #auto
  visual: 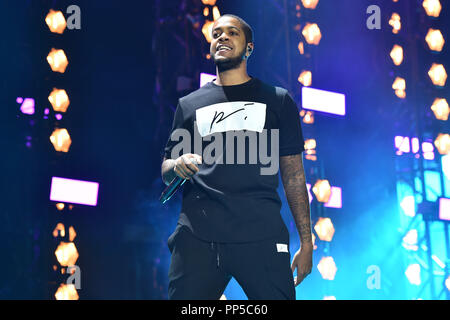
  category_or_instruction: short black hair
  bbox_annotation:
[216,14,254,46]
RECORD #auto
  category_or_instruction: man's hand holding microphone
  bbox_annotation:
[173,153,203,180]
[160,153,203,204]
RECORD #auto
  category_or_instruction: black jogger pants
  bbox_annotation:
[167,224,296,300]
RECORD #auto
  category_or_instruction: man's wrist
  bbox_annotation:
[300,241,313,250]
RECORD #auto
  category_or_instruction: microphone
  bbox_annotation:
[159,159,198,204]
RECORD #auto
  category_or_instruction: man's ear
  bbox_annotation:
[246,43,254,59]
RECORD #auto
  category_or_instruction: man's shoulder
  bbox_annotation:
[256,78,289,98]
[179,83,213,105]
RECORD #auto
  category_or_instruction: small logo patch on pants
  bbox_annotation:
[276,243,289,253]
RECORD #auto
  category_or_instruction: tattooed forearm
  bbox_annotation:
[280,154,313,246]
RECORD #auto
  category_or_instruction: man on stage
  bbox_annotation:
[161,14,312,300]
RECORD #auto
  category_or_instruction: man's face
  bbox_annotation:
[210,17,249,72]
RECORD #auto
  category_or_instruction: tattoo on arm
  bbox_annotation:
[280,154,312,245]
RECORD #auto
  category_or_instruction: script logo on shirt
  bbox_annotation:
[195,101,266,137]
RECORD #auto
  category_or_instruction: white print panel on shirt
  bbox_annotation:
[195,101,267,137]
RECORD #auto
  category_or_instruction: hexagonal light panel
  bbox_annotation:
[48,88,70,112]
[431,98,449,121]
[317,256,337,280]
[312,179,331,203]
[314,217,335,242]
[428,63,447,87]
[45,9,67,34]
[55,284,79,300]
[55,241,79,267]
[425,28,445,52]
[423,0,442,17]
[47,48,69,73]
[50,128,72,152]
[302,23,322,45]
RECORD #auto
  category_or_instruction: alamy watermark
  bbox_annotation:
[169,121,280,175]
[366,5,381,30]
[66,265,81,289]
[366,265,381,290]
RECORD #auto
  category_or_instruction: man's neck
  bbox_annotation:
[213,69,252,86]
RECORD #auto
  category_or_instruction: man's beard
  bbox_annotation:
[212,47,246,72]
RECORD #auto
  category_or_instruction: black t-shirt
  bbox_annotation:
[163,76,305,242]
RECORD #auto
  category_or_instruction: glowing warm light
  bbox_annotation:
[396,89,406,99]
[303,127,316,160]
[425,29,445,52]
[53,223,65,238]
[298,70,312,87]
[392,77,406,99]
[428,63,447,87]
[392,77,406,90]
[45,10,67,34]
[69,226,77,242]
[55,284,79,300]
[300,110,314,124]
[317,256,337,280]
[431,98,449,121]
[395,90,406,99]
[423,0,442,17]
[212,6,221,21]
[56,203,65,211]
[390,45,404,66]
[314,217,335,242]
[302,23,322,45]
[301,0,319,9]
[434,133,450,155]
[405,264,421,285]
[298,41,304,55]
[203,7,209,16]
[389,13,401,34]
[48,88,70,113]
[50,128,72,152]
[402,229,418,251]
[202,20,215,43]
[47,48,69,73]
[201,0,217,5]
[304,139,316,155]
[55,242,79,267]
[312,179,332,203]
